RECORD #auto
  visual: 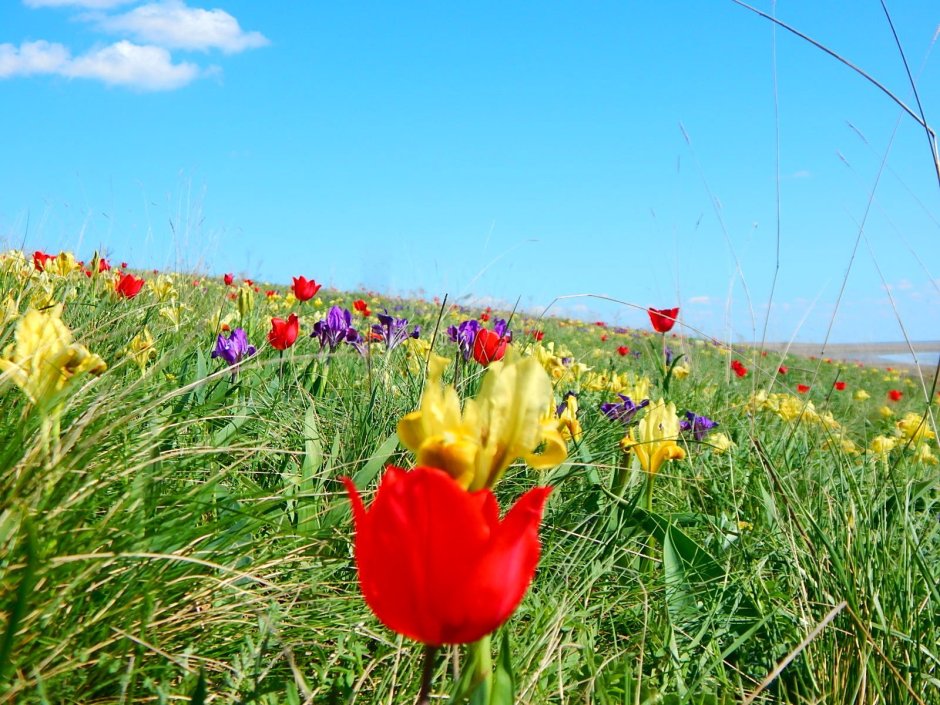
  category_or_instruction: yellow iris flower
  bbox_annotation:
[620,398,686,475]
[397,347,567,491]
[0,305,106,412]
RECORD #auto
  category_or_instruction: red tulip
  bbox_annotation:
[473,328,509,366]
[648,307,679,333]
[834,381,846,391]
[32,250,55,271]
[797,384,811,394]
[224,273,234,286]
[888,389,903,402]
[353,299,371,317]
[479,312,490,322]
[730,359,748,378]
[344,466,551,646]
[292,276,322,302]
[778,365,788,375]
[530,329,544,342]
[115,272,145,298]
[268,313,299,350]
[617,345,630,356]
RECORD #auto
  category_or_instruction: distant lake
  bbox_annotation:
[878,352,940,367]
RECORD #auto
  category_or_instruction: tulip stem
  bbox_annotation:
[416,644,438,705]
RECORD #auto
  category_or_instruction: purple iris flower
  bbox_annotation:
[447,319,480,360]
[311,306,361,353]
[680,411,718,441]
[211,328,256,366]
[492,318,513,343]
[372,310,420,352]
[665,346,674,366]
[600,395,649,425]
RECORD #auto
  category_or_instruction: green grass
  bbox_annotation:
[1,259,938,704]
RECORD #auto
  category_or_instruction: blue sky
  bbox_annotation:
[1,1,938,344]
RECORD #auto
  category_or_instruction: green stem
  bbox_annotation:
[644,471,655,513]
[416,645,439,705]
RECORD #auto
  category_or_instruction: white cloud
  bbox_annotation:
[0,39,201,90]
[97,0,269,53]
[66,40,201,89]
[24,0,134,8]
[688,295,711,305]
[0,40,70,76]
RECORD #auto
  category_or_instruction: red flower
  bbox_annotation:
[648,307,679,333]
[97,258,111,272]
[292,276,322,302]
[223,273,234,286]
[888,389,903,402]
[730,359,748,378]
[600,334,608,342]
[266,290,277,298]
[778,365,788,375]
[617,345,630,356]
[834,381,846,391]
[479,312,490,322]
[32,250,55,271]
[244,278,254,286]
[344,466,551,646]
[473,328,509,366]
[115,272,145,299]
[353,299,371,317]
[268,313,299,350]
[797,384,811,394]
[595,321,606,327]
[121,262,128,269]
[530,329,544,342]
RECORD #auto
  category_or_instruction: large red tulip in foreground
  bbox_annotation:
[344,466,552,646]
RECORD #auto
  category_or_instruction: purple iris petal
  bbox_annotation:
[600,395,649,425]
[373,310,420,352]
[447,319,480,360]
[311,306,361,353]
[492,318,513,342]
[211,327,256,366]
[665,346,674,366]
[680,411,718,441]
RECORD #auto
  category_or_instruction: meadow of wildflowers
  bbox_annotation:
[1,249,938,704]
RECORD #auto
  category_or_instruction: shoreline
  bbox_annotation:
[754,341,940,372]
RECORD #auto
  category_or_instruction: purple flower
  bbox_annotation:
[211,328,256,366]
[447,319,480,360]
[492,318,513,342]
[680,411,718,441]
[311,306,361,353]
[372,310,420,352]
[600,395,649,425]
[665,346,674,366]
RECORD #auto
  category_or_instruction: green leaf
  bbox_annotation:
[351,432,400,489]
[489,630,515,705]
[0,514,38,683]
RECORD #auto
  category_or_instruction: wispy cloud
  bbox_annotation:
[688,295,711,304]
[95,1,269,54]
[25,0,134,7]
[0,39,201,90]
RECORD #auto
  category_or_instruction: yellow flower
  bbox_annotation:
[402,337,431,375]
[878,405,895,419]
[149,275,178,302]
[895,412,936,444]
[913,443,938,465]
[0,305,106,412]
[44,252,81,277]
[397,347,568,491]
[854,389,870,401]
[126,328,157,374]
[709,432,734,453]
[556,393,582,443]
[869,435,897,457]
[237,285,254,319]
[2,293,18,326]
[620,398,686,475]
[671,364,691,380]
